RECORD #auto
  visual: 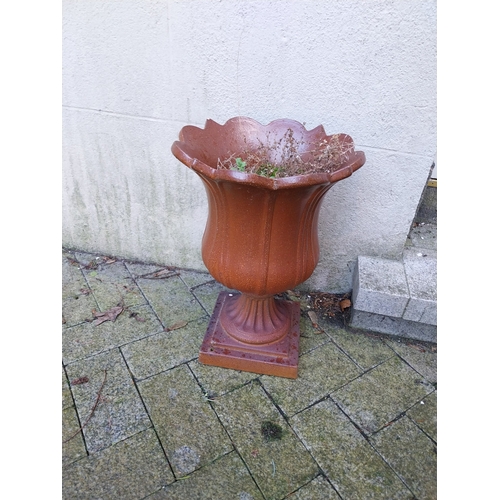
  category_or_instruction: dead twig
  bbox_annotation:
[63,369,108,443]
[136,268,180,279]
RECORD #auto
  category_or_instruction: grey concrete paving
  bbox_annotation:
[62,249,437,499]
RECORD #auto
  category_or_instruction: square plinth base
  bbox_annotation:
[199,292,301,379]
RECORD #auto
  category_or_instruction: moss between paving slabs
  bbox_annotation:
[62,253,99,327]
[260,342,361,417]
[62,428,174,499]
[322,324,397,370]
[191,280,230,315]
[62,367,73,410]
[370,416,437,499]
[287,475,341,499]
[121,316,209,380]
[291,399,414,499]
[406,391,437,442]
[131,269,206,328]
[176,269,214,289]
[385,339,437,384]
[148,451,264,500]
[214,380,319,500]
[74,253,147,311]
[62,406,86,467]
[297,315,332,355]
[333,355,435,434]
[188,359,259,398]
[62,303,163,364]
[65,349,151,454]
[138,364,232,477]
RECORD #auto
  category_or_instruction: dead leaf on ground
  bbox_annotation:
[307,310,319,328]
[92,306,124,326]
[339,298,351,311]
[71,377,89,385]
[129,312,146,322]
[408,343,426,352]
[140,268,179,279]
[85,260,99,270]
[164,320,188,332]
[308,291,352,325]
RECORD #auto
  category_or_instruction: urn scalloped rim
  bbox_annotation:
[171,116,366,190]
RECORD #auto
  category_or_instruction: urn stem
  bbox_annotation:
[220,293,290,345]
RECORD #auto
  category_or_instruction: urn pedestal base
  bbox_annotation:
[199,292,301,379]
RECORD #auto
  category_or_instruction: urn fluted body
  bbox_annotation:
[172,117,365,377]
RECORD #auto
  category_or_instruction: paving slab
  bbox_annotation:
[131,269,207,328]
[191,279,230,316]
[138,364,233,477]
[260,342,361,417]
[77,257,146,311]
[62,366,73,410]
[189,359,259,398]
[290,399,413,499]
[62,251,99,327]
[65,349,151,454]
[297,314,332,355]
[62,406,87,467]
[62,248,436,497]
[147,451,264,500]
[320,322,396,370]
[407,391,437,442]
[62,303,163,364]
[215,380,319,500]
[122,316,209,380]
[287,475,341,499]
[177,269,214,289]
[370,416,437,499]
[386,339,437,384]
[62,428,174,500]
[332,356,435,434]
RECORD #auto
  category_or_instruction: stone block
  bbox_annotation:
[402,248,437,325]
[350,309,437,344]
[352,256,409,318]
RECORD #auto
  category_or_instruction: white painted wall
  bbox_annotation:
[63,0,436,292]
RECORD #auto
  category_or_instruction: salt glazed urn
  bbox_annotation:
[172,117,365,378]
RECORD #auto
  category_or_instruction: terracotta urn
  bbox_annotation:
[172,117,365,378]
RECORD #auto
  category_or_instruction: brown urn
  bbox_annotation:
[172,117,365,378]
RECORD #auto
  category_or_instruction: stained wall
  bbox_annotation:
[63,0,436,291]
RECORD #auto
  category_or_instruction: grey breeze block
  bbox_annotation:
[351,252,437,342]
